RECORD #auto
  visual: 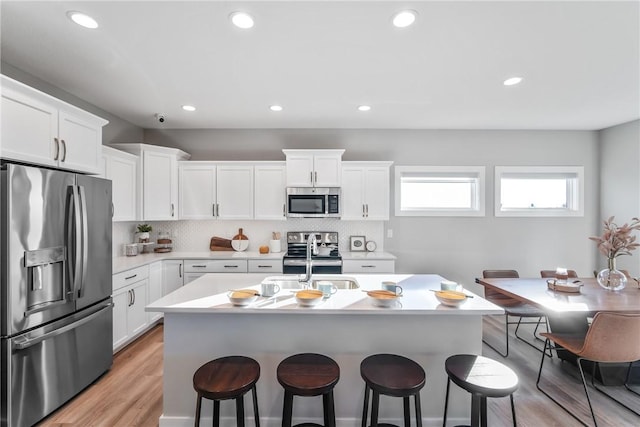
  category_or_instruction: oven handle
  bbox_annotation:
[13,303,113,350]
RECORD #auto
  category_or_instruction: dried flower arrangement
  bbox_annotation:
[589,216,640,259]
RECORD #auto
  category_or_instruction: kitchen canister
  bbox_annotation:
[125,243,139,256]
[269,239,281,253]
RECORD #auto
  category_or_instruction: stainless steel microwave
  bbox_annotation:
[286,187,341,218]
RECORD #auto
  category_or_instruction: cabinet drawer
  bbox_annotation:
[342,260,395,274]
[183,259,248,273]
[113,265,149,291]
[248,259,283,273]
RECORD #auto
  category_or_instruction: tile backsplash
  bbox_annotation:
[113,219,384,256]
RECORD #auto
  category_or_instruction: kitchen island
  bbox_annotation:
[147,273,503,427]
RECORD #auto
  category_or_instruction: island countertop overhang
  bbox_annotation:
[146,273,504,315]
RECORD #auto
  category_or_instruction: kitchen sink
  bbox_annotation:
[262,276,360,290]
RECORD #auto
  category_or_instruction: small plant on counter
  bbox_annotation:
[136,223,152,243]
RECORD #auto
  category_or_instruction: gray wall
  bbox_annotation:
[1,62,143,144]
[599,119,640,276]
[145,128,600,293]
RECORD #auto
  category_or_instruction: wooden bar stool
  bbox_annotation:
[277,353,340,427]
[442,354,518,427]
[360,354,426,427]
[193,355,260,427]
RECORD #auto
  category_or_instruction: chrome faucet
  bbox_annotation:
[300,233,318,283]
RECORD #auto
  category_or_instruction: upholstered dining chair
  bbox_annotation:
[540,270,579,279]
[536,312,640,427]
[481,270,549,357]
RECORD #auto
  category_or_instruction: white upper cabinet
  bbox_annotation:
[254,163,286,220]
[283,149,344,187]
[179,162,254,220]
[110,143,190,221]
[1,75,108,174]
[341,162,392,220]
[101,146,138,221]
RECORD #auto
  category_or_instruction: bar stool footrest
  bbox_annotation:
[293,423,325,427]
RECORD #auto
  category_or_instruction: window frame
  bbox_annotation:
[494,166,584,217]
[394,166,486,217]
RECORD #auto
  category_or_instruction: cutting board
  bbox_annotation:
[232,228,249,251]
[210,236,234,251]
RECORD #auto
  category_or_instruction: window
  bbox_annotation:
[495,166,584,217]
[395,166,485,216]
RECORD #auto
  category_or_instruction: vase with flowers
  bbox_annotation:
[589,216,640,291]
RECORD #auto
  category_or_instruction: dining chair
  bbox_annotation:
[481,270,550,357]
[536,312,640,426]
[540,270,578,278]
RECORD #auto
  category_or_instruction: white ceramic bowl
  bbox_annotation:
[227,289,259,306]
[434,290,467,307]
[367,290,399,308]
[231,239,249,251]
[295,290,324,307]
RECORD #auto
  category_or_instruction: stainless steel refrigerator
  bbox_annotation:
[1,163,113,427]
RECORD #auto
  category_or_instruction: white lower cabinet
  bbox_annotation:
[163,260,184,295]
[184,259,249,273]
[148,261,163,323]
[342,259,395,274]
[184,272,205,285]
[112,272,149,352]
[248,259,282,273]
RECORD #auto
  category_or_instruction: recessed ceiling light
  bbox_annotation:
[270,105,283,112]
[392,10,417,28]
[67,11,98,29]
[230,12,254,29]
[503,77,523,86]
[358,105,371,112]
[182,105,196,112]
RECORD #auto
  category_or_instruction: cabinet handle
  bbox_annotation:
[223,265,239,268]
[179,263,183,278]
[314,171,318,184]
[192,265,207,268]
[362,265,376,268]
[213,204,216,217]
[132,289,136,305]
[216,204,219,217]
[362,204,366,217]
[60,139,67,162]
[54,138,60,160]
[310,171,313,184]
[171,203,175,217]
[283,203,286,217]
[366,204,369,217]
[128,290,133,306]
[125,274,137,280]
[111,202,115,218]
[257,265,272,268]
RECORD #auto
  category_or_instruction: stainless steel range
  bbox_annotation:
[282,232,342,274]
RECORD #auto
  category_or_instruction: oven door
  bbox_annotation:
[282,258,343,275]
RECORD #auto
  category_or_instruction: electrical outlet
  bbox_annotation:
[387,229,393,238]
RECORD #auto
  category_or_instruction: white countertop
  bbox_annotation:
[113,250,396,274]
[146,273,503,315]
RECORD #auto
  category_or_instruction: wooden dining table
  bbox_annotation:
[476,276,640,384]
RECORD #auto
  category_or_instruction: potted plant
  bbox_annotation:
[590,216,640,290]
[136,223,152,243]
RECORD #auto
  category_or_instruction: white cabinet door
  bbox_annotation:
[112,288,129,350]
[341,167,366,220]
[144,150,177,220]
[217,165,254,219]
[184,272,205,285]
[313,153,342,187]
[103,147,138,222]
[363,167,390,220]
[58,110,102,174]
[1,83,58,168]
[179,164,217,219]
[342,259,395,273]
[163,260,184,295]
[341,162,391,221]
[254,164,286,220]
[148,262,163,323]
[284,153,315,187]
[128,279,149,337]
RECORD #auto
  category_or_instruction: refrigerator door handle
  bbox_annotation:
[67,185,82,299]
[13,303,114,350]
[77,185,89,298]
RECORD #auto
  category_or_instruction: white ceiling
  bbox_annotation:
[1,1,638,130]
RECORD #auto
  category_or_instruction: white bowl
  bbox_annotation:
[231,239,249,251]
[367,290,400,308]
[227,289,259,306]
[295,290,324,307]
[434,290,467,307]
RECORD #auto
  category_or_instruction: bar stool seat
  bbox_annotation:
[443,354,518,427]
[277,353,340,427]
[193,355,260,427]
[360,353,426,427]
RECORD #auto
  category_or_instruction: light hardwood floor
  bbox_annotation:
[37,318,640,426]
